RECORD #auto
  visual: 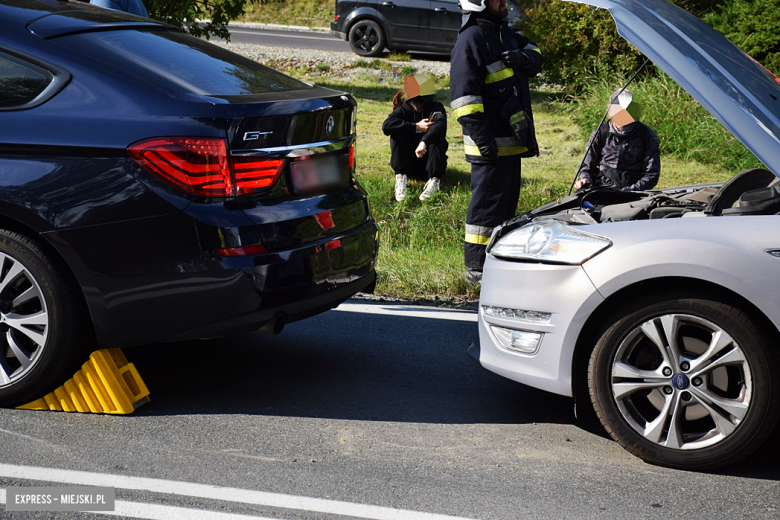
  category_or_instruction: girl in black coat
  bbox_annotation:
[382,74,448,201]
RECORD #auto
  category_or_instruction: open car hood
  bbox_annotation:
[567,0,780,177]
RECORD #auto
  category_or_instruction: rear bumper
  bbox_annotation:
[50,211,378,347]
[168,267,376,342]
[330,26,347,40]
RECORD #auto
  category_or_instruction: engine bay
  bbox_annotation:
[492,168,780,244]
[530,167,780,226]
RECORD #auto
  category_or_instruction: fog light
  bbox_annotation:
[490,326,543,355]
[483,306,551,324]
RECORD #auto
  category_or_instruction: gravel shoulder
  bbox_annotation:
[212,41,451,82]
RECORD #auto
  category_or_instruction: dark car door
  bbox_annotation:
[429,0,460,50]
[377,0,430,48]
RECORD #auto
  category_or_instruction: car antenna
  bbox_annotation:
[567,58,652,196]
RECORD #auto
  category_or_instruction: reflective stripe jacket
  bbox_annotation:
[450,18,543,164]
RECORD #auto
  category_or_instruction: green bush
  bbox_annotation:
[566,71,764,173]
[512,0,745,91]
[513,1,642,90]
[704,0,780,74]
[238,0,332,27]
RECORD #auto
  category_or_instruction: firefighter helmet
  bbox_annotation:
[459,0,487,13]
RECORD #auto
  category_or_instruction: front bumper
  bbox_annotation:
[476,254,604,397]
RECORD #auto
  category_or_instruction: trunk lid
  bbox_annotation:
[214,87,368,251]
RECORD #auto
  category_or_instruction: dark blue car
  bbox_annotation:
[0,0,378,406]
[330,0,523,57]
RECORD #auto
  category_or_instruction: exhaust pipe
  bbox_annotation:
[258,314,286,335]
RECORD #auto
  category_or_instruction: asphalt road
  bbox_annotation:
[219,27,351,52]
[217,26,451,61]
[1,301,779,519]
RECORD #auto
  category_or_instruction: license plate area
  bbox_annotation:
[290,156,346,194]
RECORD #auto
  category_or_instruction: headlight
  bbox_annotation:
[490,219,611,264]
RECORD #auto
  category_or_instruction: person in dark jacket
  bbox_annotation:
[450,0,543,284]
[90,0,148,17]
[382,74,448,202]
[575,88,661,191]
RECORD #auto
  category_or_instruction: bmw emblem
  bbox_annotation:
[326,116,335,137]
[672,373,690,390]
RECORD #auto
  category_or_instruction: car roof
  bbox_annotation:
[569,0,780,177]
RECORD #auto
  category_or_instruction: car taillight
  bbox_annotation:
[217,245,268,257]
[128,137,232,197]
[232,156,284,196]
[349,144,355,169]
[129,137,284,197]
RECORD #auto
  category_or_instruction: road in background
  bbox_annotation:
[1,301,779,519]
[219,27,351,52]
[216,26,451,62]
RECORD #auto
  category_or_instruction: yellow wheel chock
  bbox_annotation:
[17,348,150,414]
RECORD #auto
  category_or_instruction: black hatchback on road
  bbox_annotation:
[0,0,377,407]
[330,0,522,57]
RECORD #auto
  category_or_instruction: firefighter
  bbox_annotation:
[450,0,543,284]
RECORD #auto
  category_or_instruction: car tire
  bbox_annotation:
[588,294,780,470]
[348,19,386,57]
[0,230,89,407]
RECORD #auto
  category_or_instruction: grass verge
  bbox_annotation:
[238,0,332,28]
[566,71,765,174]
[301,75,737,301]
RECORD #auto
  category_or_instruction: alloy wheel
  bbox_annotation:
[0,252,49,388]
[610,313,751,450]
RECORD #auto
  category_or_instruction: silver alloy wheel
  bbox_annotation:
[0,251,49,388]
[611,313,752,450]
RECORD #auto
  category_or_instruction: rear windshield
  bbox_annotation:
[55,29,308,96]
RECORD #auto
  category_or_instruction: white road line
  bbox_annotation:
[228,30,339,41]
[103,501,287,520]
[0,489,286,520]
[334,302,478,323]
[0,464,481,520]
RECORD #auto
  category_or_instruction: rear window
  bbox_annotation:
[55,29,309,96]
[0,52,52,108]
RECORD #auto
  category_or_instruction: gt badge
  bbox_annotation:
[243,131,273,141]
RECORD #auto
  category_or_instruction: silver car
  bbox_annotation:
[473,0,780,470]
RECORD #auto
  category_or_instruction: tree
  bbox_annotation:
[145,0,250,40]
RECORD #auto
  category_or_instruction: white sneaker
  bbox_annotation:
[419,177,440,201]
[394,173,407,201]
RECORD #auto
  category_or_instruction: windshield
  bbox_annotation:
[55,28,309,96]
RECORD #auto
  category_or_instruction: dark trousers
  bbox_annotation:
[390,135,448,181]
[465,159,522,269]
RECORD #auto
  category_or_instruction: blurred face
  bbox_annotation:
[607,90,642,130]
[486,0,508,21]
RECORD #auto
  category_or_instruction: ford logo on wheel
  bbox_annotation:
[673,373,690,390]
